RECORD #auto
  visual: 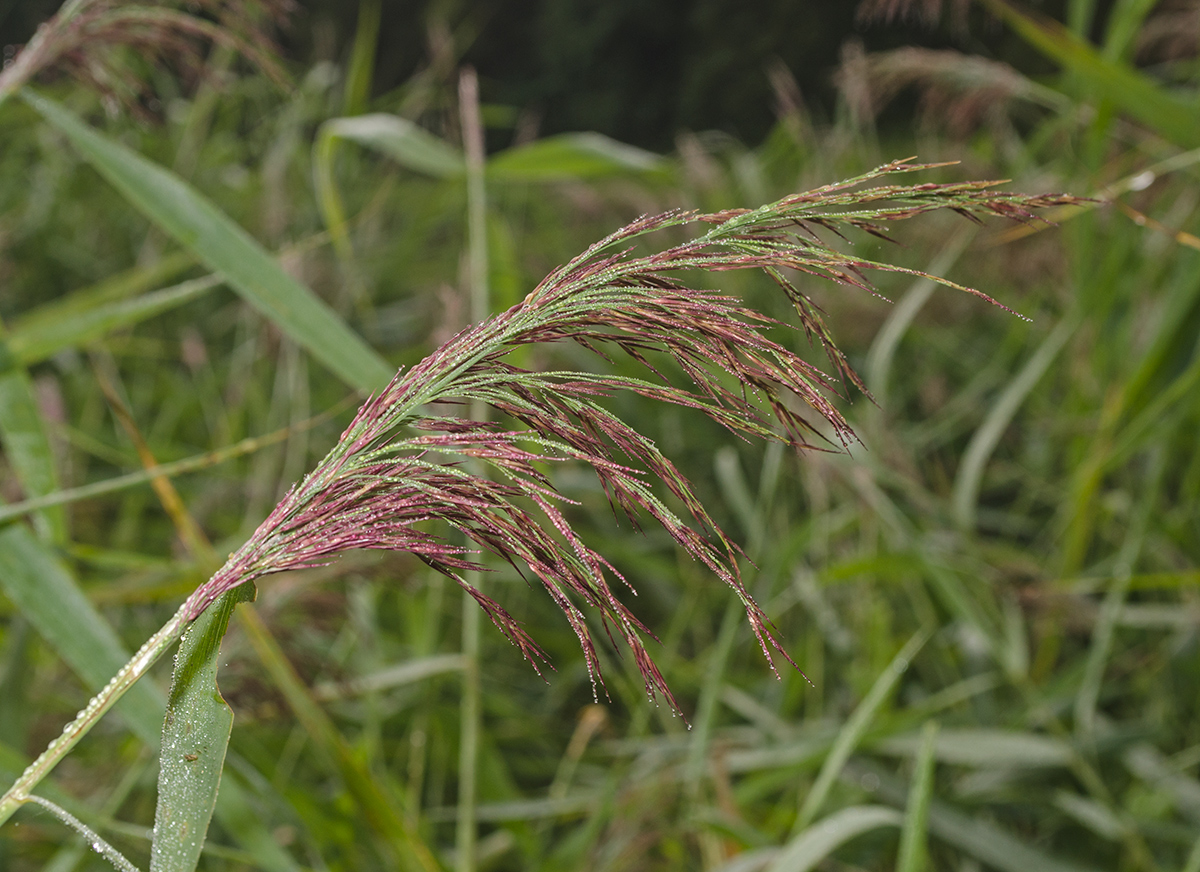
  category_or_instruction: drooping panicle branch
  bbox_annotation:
[183,160,1080,712]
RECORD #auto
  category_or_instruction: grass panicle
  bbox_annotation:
[181,161,1079,713]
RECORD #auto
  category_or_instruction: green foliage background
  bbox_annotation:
[1,1,1199,870]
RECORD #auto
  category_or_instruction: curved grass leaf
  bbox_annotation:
[979,0,1200,148]
[313,112,465,268]
[875,728,1073,768]
[952,313,1078,531]
[766,805,903,872]
[896,721,938,872]
[24,794,139,872]
[320,113,466,178]
[151,581,255,872]
[6,276,219,367]
[9,252,194,332]
[0,525,163,745]
[22,89,393,395]
[486,132,665,181]
[856,760,1097,872]
[0,525,299,871]
[794,628,931,831]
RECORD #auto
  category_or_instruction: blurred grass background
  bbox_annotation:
[0,0,1198,870]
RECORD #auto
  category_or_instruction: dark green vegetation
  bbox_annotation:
[1,1,1199,870]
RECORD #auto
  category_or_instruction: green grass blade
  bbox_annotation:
[24,795,139,872]
[0,525,163,747]
[320,113,466,178]
[151,581,255,872]
[876,728,1073,768]
[924,793,1095,872]
[896,721,938,872]
[766,805,903,872]
[23,90,393,394]
[793,627,931,832]
[980,0,1200,148]
[0,361,65,543]
[1100,0,1159,61]
[9,253,194,339]
[7,276,219,367]
[859,761,1097,872]
[343,0,382,116]
[237,604,441,871]
[0,527,299,870]
[864,231,971,405]
[486,132,665,181]
[1185,834,1200,872]
[313,112,465,266]
[952,313,1078,531]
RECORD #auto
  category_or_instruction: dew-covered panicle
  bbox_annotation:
[182,161,1080,714]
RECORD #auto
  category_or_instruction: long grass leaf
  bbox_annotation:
[793,627,931,832]
[0,525,163,746]
[767,805,903,872]
[7,277,219,366]
[313,112,464,268]
[896,721,938,872]
[23,795,139,872]
[876,728,1073,768]
[23,90,393,394]
[864,231,972,405]
[856,761,1097,872]
[9,253,194,332]
[952,313,1078,531]
[343,0,381,116]
[487,132,665,181]
[236,604,441,871]
[979,0,1200,148]
[151,581,255,872]
[320,113,466,178]
[0,364,65,543]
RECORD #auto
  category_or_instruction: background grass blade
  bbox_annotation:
[952,313,1078,531]
[151,581,255,872]
[343,0,382,116]
[319,113,467,178]
[236,603,441,871]
[0,525,299,871]
[0,525,163,745]
[0,355,66,543]
[6,277,219,367]
[23,90,393,394]
[896,720,938,872]
[766,805,903,872]
[793,627,931,833]
[875,728,1073,768]
[979,0,1200,148]
[486,132,665,181]
[856,761,1098,872]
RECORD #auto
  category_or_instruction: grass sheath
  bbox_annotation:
[0,160,1077,828]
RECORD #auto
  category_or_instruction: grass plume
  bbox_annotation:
[180,160,1079,713]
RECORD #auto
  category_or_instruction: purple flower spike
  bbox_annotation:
[185,161,1080,713]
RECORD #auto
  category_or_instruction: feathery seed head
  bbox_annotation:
[186,160,1080,713]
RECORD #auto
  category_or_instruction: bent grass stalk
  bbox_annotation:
[0,161,1078,829]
